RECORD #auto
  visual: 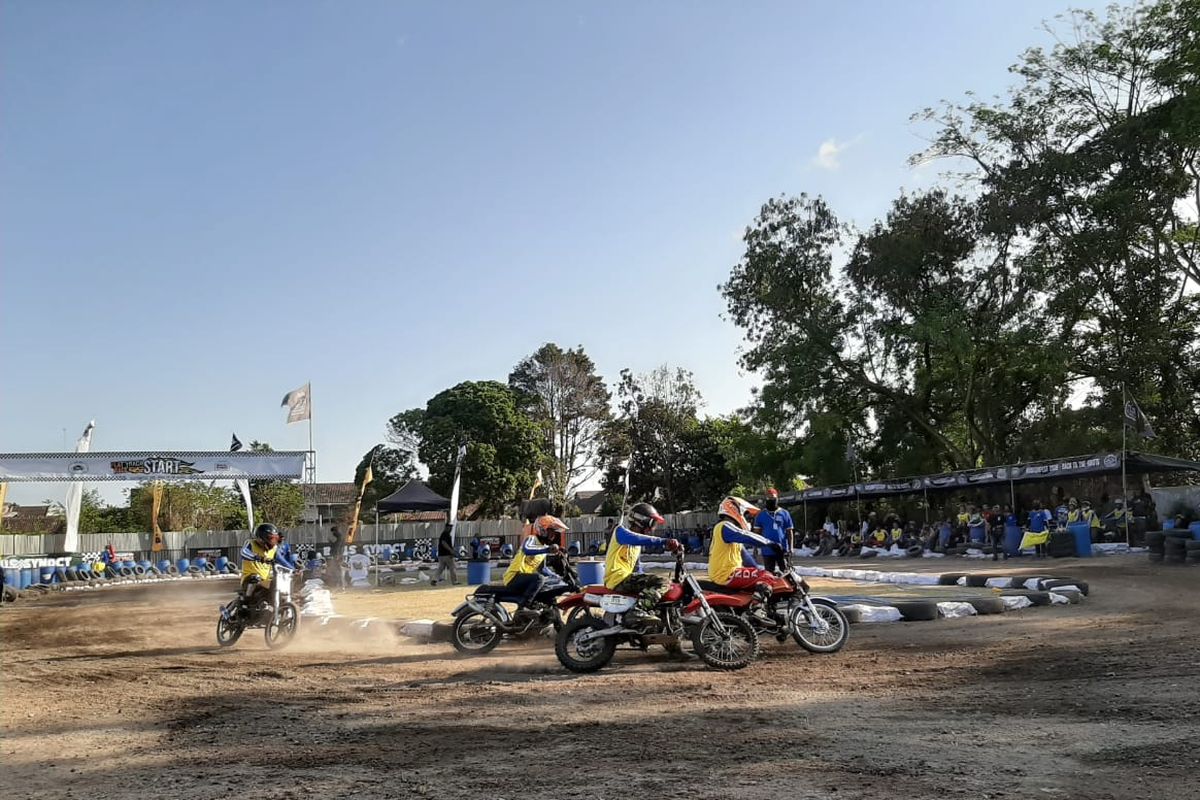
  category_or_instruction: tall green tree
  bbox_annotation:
[389,381,544,516]
[915,0,1200,456]
[508,343,611,506]
[599,366,734,512]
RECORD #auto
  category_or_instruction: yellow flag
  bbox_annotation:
[529,469,544,500]
[346,465,374,544]
[0,482,7,532]
[151,482,165,552]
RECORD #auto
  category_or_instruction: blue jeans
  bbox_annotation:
[505,573,545,607]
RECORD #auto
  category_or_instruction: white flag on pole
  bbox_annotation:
[280,383,312,424]
[448,444,467,538]
[63,420,95,553]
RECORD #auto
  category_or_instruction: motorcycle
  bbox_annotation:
[216,564,300,649]
[554,550,760,673]
[449,553,582,655]
[700,555,849,654]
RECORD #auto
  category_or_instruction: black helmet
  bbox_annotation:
[254,523,280,546]
[627,502,664,533]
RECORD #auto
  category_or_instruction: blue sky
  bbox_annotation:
[1,0,1107,504]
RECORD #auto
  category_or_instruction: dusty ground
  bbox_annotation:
[2,556,1197,800]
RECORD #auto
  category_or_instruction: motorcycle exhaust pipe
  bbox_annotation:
[579,626,632,642]
[465,598,509,628]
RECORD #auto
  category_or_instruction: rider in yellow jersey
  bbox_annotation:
[503,515,568,615]
[603,502,681,621]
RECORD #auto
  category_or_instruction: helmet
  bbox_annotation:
[254,523,280,547]
[718,496,758,530]
[533,515,569,545]
[627,502,664,534]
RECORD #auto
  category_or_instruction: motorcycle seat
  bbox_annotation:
[697,579,739,593]
[472,584,523,601]
[579,584,621,595]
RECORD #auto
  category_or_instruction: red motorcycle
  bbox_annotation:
[555,550,760,672]
[699,556,849,654]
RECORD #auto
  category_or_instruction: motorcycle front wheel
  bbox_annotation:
[264,602,300,649]
[789,600,849,654]
[555,616,616,673]
[452,610,504,655]
[216,612,244,648]
[691,612,759,670]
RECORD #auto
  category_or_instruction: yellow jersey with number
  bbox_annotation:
[240,539,277,583]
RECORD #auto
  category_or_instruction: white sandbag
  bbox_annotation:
[937,602,977,618]
[1001,595,1034,610]
[921,551,946,558]
[840,604,902,623]
[956,576,969,586]
[1048,592,1070,605]
[985,577,1012,588]
[1024,578,1043,590]
[963,548,988,559]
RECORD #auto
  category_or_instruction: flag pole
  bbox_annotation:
[1121,383,1129,547]
[374,504,380,587]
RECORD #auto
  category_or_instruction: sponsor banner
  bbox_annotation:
[2,555,74,569]
[0,451,306,482]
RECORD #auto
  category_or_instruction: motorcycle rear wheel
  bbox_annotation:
[789,600,849,654]
[691,612,759,670]
[216,612,244,647]
[452,610,504,655]
[555,616,616,673]
[264,602,300,649]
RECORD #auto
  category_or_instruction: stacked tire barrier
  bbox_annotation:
[1148,530,1199,565]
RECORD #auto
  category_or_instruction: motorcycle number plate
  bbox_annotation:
[597,594,638,613]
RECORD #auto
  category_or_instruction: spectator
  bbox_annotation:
[1079,500,1102,541]
[431,524,458,586]
[753,488,794,572]
[986,504,1005,561]
[1025,501,1052,558]
[327,524,347,590]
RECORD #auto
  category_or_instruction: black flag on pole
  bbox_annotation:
[1123,397,1156,440]
[230,433,244,452]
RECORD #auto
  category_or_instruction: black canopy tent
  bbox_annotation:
[375,480,451,514]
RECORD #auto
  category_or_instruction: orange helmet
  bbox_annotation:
[718,496,759,530]
[533,515,569,545]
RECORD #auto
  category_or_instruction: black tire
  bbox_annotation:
[1003,587,1051,606]
[1164,551,1185,564]
[692,612,759,670]
[859,550,878,559]
[555,616,616,673]
[1041,579,1089,596]
[564,605,602,624]
[906,545,924,558]
[451,610,504,655]
[1184,540,1200,552]
[938,573,966,586]
[1148,551,1164,563]
[963,574,990,587]
[1164,538,1186,553]
[264,603,299,649]
[1145,531,1165,548]
[965,597,1005,615]
[891,600,939,621]
[789,602,849,653]
[216,613,244,647]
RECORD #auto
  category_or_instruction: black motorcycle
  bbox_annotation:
[450,554,581,654]
[216,565,300,649]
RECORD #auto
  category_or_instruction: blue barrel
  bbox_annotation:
[121,560,135,570]
[567,542,581,557]
[138,560,152,571]
[1004,524,1023,557]
[968,523,986,544]
[1189,521,1200,540]
[576,559,605,586]
[193,557,208,570]
[1067,521,1092,557]
[37,566,53,584]
[4,567,19,587]
[466,560,491,585]
[20,568,34,588]
[156,559,171,572]
[1164,518,1176,530]
[176,558,190,573]
[938,523,952,548]
[214,556,228,571]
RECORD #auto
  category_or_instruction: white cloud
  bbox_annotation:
[813,137,854,170]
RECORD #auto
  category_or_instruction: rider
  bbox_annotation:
[503,514,569,617]
[603,502,681,622]
[708,496,788,592]
[235,523,280,617]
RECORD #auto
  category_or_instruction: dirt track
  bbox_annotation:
[2,557,1198,800]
